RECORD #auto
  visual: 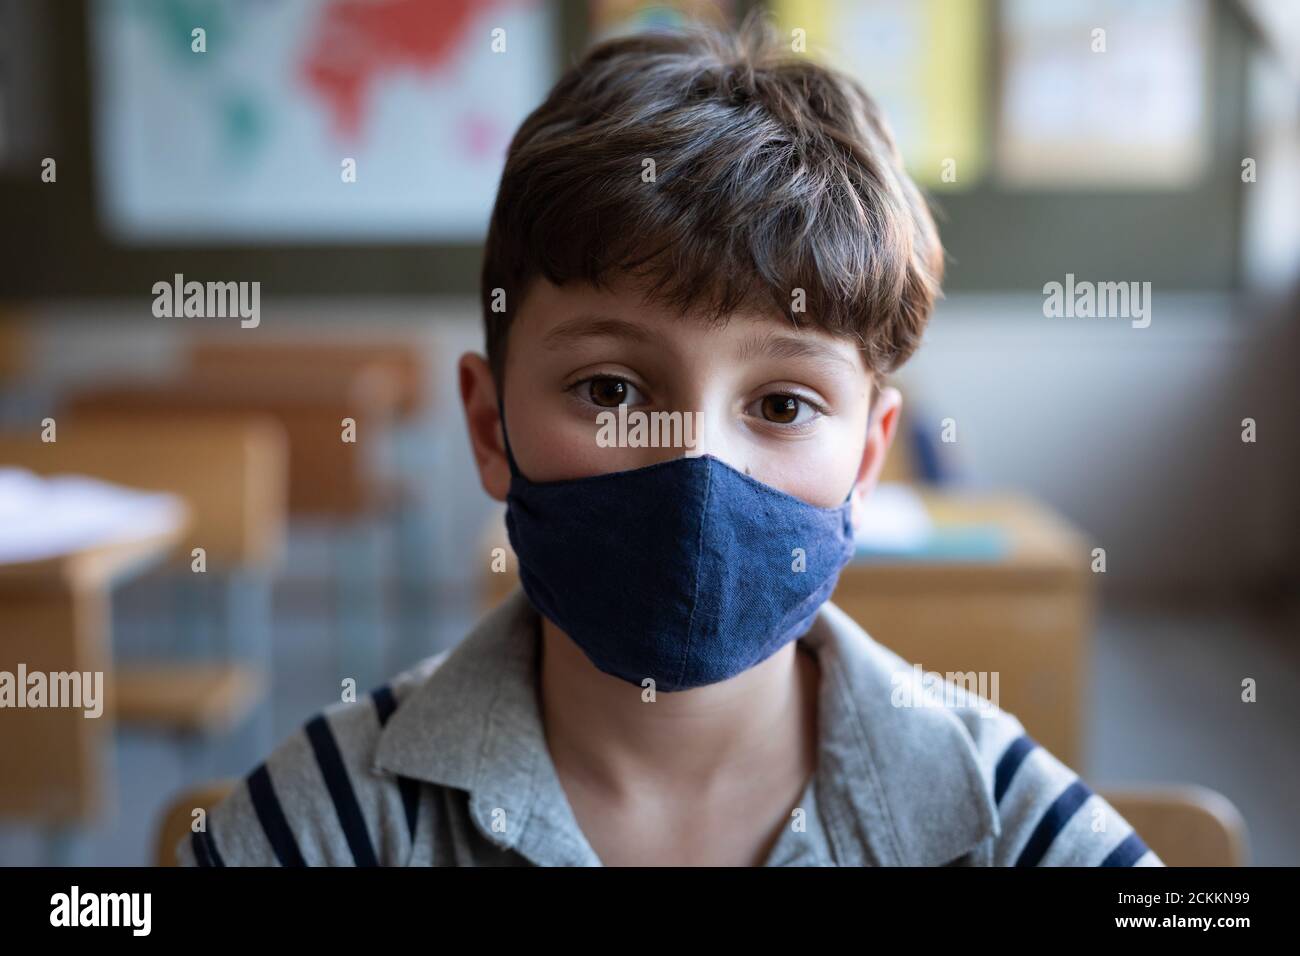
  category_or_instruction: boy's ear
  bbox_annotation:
[850,385,903,530]
[457,352,511,503]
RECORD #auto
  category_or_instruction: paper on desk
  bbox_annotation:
[854,482,1011,561]
[0,468,185,565]
[854,482,934,554]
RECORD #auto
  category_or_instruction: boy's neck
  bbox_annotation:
[537,616,820,801]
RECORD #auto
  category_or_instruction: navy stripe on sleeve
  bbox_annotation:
[1100,831,1150,867]
[190,830,210,867]
[247,764,308,867]
[190,828,225,867]
[372,686,421,841]
[372,685,398,726]
[306,714,380,867]
[994,734,1038,805]
[1016,779,1092,866]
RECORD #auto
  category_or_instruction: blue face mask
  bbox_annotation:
[500,404,858,692]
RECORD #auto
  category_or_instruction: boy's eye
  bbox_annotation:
[757,393,815,425]
[762,394,799,423]
[586,376,637,407]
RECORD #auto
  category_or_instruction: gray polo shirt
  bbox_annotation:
[177,588,1162,867]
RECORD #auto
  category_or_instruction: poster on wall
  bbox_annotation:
[997,0,1208,188]
[588,0,734,42]
[91,0,557,243]
[771,0,989,191]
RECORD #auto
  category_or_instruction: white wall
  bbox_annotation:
[901,292,1297,596]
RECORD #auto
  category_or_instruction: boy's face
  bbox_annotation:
[460,273,902,527]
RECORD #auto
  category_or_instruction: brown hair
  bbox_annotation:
[480,11,944,397]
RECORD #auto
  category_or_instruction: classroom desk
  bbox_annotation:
[0,519,184,824]
[1,420,287,750]
[63,366,416,687]
[0,418,287,569]
[65,366,403,517]
[830,491,1092,769]
[186,338,430,421]
[478,488,1093,769]
[181,336,443,666]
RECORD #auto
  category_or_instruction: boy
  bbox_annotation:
[180,15,1161,867]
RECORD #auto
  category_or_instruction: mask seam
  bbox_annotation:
[673,459,713,691]
[505,445,846,515]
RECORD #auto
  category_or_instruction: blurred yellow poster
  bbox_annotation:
[772,0,988,190]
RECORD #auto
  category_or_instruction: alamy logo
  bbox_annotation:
[0,664,103,718]
[890,664,1000,718]
[151,273,260,328]
[1042,273,1151,328]
[50,886,151,936]
[596,403,702,449]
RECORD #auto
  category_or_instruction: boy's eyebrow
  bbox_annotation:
[541,314,655,349]
[738,331,859,371]
[541,315,859,372]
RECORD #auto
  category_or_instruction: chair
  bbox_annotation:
[1100,785,1249,867]
[155,779,238,866]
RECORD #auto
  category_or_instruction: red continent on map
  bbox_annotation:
[301,0,508,140]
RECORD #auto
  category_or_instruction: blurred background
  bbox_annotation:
[0,0,1297,866]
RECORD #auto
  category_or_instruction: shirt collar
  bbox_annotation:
[374,589,999,867]
[798,600,1001,865]
[373,590,600,865]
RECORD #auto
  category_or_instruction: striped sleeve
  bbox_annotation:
[174,680,428,868]
[972,710,1165,867]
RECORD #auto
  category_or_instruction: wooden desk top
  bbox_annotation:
[1,418,285,568]
[842,488,1092,590]
[0,518,186,594]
